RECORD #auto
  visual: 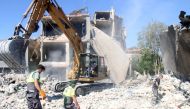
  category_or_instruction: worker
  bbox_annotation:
[84,67,90,77]
[90,67,97,77]
[63,80,80,109]
[152,74,163,102]
[79,68,84,77]
[91,62,98,77]
[26,64,46,109]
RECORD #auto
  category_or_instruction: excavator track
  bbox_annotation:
[55,81,114,96]
[54,81,68,92]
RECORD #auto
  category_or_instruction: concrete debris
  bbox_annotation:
[0,73,190,109]
[77,74,190,109]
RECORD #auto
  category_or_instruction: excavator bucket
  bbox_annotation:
[0,38,27,73]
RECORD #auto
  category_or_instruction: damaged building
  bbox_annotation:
[25,8,127,80]
[34,12,92,80]
[94,8,126,49]
[0,9,127,81]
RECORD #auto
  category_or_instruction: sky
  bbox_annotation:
[0,0,190,48]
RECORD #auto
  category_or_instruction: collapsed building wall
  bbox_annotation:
[0,9,127,81]
[40,35,73,80]
[94,11,112,36]
[38,11,128,81]
[125,48,141,78]
[160,25,190,81]
[38,15,89,80]
[94,9,126,49]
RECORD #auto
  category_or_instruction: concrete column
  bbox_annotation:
[65,42,73,80]
[129,58,132,77]
[85,16,91,40]
[85,16,91,53]
[111,8,115,38]
[65,42,70,65]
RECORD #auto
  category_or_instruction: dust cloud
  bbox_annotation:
[91,27,129,84]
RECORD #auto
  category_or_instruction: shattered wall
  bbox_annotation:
[160,25,190,81]
[39,35,72,81]
[94,9,126,49]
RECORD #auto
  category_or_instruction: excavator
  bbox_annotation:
[0,0,111,95]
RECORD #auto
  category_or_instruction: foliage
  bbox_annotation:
[133,21,167,75]
[138,21,167,52]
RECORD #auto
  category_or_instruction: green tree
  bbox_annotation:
[134,21,167,75]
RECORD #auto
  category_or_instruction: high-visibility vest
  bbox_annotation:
[26,71,42,83]
[63,86,75,97]
[80,71,84,75]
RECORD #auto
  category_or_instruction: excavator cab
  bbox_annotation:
[54,53,108,92]
[77,53,107,82]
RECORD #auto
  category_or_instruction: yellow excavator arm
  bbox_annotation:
[20,0,83,79]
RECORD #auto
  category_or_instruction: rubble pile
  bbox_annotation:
[0,73,64,109]
[0,73,27,109]
[0,73,190,109]
[78,74,190,109]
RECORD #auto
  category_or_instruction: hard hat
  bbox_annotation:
[68,80,77,87]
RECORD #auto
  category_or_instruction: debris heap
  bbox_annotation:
[0,73,190,109]
[78,74,190,109]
